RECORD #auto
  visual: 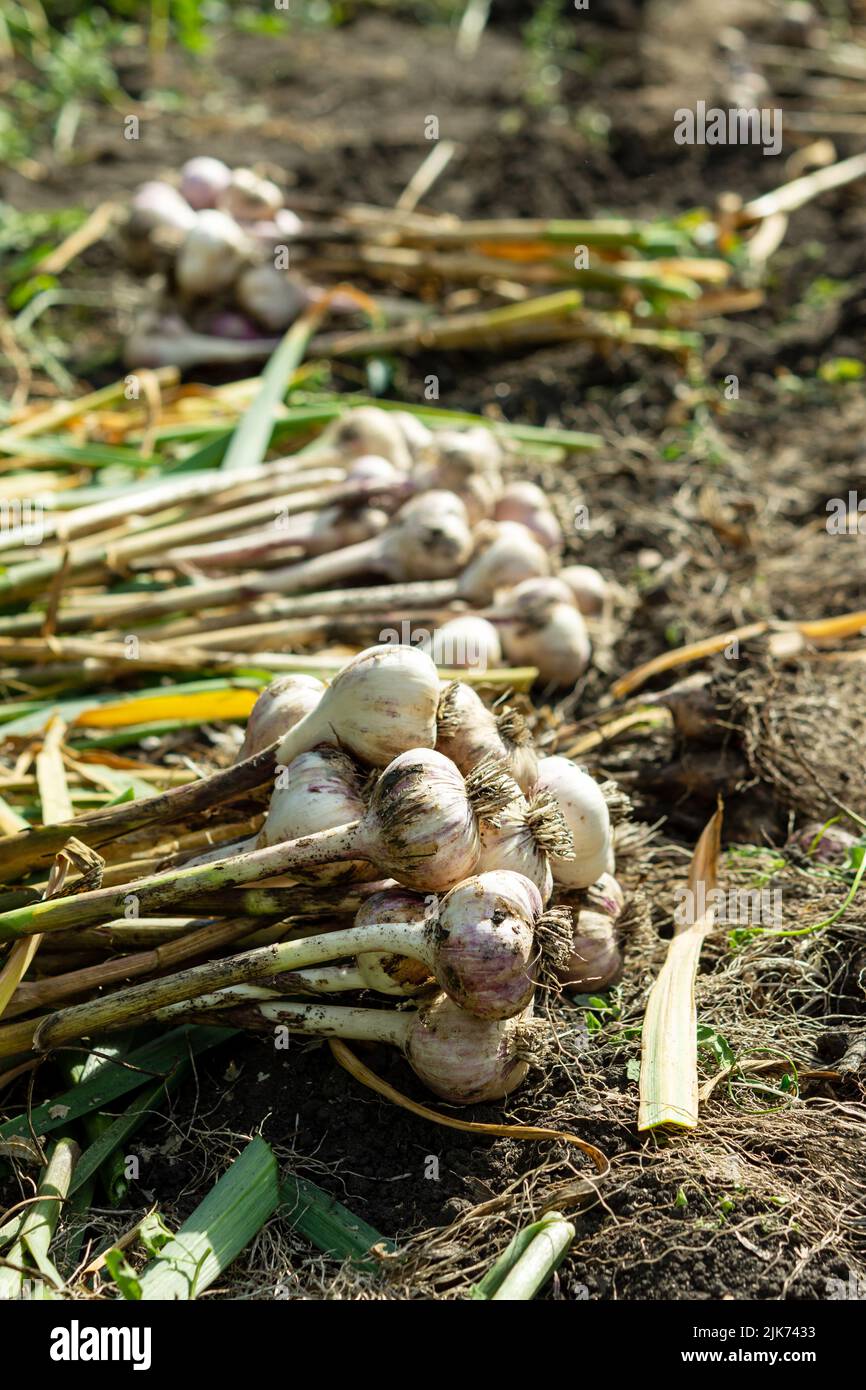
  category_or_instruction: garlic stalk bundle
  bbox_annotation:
[238,673,324,761]
[494,481,563,551]
[534,757,612,889]
[257,490,473,594]
[218,167,283,222]
[258,745,376,885]
[124,312,278,370]
[163,871,558,1020]
[10,745,514,939]
[234,264,308,332]
[436,681,538,793]
[558,564,609,617]
[457,521,551,605]
[176,210,253,298]
[277,643,439,768]
[476,787,574,903]
[213,994,542,1104]
[420,616,502,671]
[180,156,232,210]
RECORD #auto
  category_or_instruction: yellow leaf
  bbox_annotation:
[75,690,259,728]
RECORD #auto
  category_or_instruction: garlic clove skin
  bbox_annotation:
[501,600,591,687]
[407,994,535,1103]
[238,674,324,762]
[361,747,482,891]
[234,265,308,332]
[459,522,551,605]
[176,210,253,298]
[420,615,501,672]
[534,756,612,889]
[559,564,609,617]
[218,167,284,222]
[278,643,439,769]
[180,156,232,210]
[258,745,376,884]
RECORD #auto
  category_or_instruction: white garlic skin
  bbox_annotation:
[180,156,232,210]
[407,995,533,1103]
[355,887,434,995]
[176,210,252,297]
[278,644,440,770]
[459,521,551,605]
[501,601,591,687]
[420,616,501,672]
[559,564,608,617]
[129,181,198,235]
[381,491,473,582]
[534,756,611,889]
[234,265,307,332]
[324,407,412,471]
[259,745,375,885]
[495,482,563,551]
[218,167,283,221]
[238,674,324,762]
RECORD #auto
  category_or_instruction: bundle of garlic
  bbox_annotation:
[0,643,630,1106]
[122,157,315,368]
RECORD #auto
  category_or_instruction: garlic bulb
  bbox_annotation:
[346,454,405,485]
[261,490,473,594]
[436,681,538,793]
[177,871,554,1020]
[312,407,413,471]
[176,210,252,297]
[180,156,232,210]
[414,427,503,524]
[495,481,563,551]
[277,643,439,769]
[124,183,197,268]
[219,167,283,222]
[533,757,611,889]
[476,787,573,903]
[258,746,375,885]
[238,674,324,761]
[420,615,501,671]
[501,600,591,687]
[559,564,608,617]
[234,265,307,332]
[458,522,551,605]
[392,412,434,459]
[227,994,540,1104]
[555,908,622,992]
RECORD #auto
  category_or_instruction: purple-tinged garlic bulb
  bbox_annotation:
[476,786,573,903]
[495,481,563,551]
[219,167,283,222]
[436,682,538,794]
[180,156,232,210]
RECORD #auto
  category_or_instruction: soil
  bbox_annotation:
[2,2,865,1301]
